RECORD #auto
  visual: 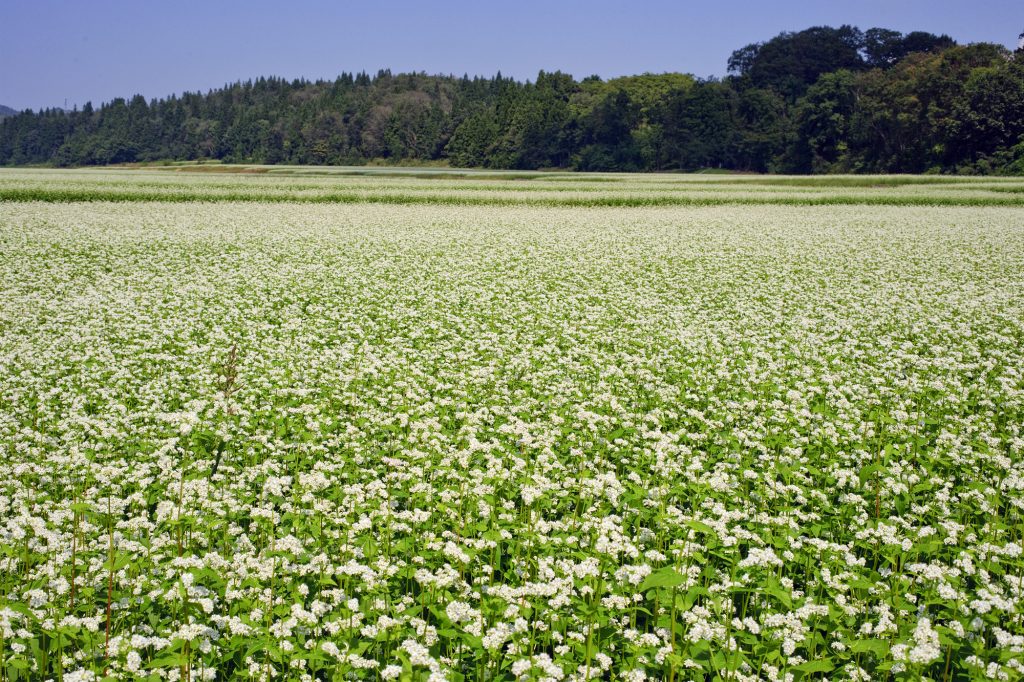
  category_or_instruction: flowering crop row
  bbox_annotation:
[0,181,1023,681]
[1,169,1023,207]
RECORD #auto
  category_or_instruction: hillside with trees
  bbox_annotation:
[2,25,1023,173]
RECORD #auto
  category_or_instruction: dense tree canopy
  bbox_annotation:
[2,26,1023,174]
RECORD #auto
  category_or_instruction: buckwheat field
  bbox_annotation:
[1,168,1023,682]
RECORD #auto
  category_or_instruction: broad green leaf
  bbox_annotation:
[849,639,889,657]
[764,577,792,609]
[640,566,686,591]
[793,659,834,674]
[859,463,887,485]
[685,520,715,535]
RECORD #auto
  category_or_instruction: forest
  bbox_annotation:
[2,25,1024,174]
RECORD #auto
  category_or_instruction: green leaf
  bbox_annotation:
[147,652,188,669]
[681,585,709,610]
[685,520,715,535]
[764,577,792,609]
[640,566,686,591]
[849,639,889,657]
[859,463,887,485]
[793,659,834,674]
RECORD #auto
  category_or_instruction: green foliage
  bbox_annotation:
[729,25,866,100]
[1,26,1022,175]
[847,44,1014,173]
[792,70,858,172]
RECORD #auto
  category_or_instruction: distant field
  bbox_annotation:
[3,167,1024,206]
[0,169,1023,681]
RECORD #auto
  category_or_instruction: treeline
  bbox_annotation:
[3,25,1024,173]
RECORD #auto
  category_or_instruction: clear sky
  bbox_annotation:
[1,0,1021,111]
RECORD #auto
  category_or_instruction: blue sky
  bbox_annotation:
[1,0,1021,110]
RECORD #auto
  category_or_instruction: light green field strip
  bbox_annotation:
[3,167,1024,208]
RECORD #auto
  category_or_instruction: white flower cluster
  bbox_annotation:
[0,171,1022,680]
